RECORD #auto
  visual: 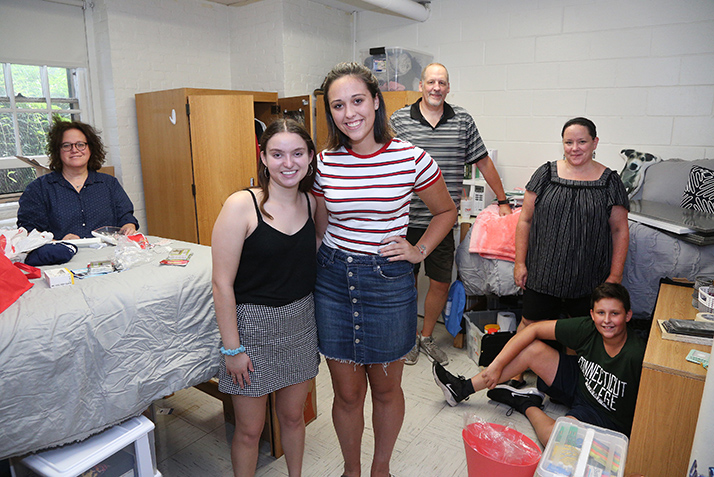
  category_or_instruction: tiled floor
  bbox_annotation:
[153,320,567,476]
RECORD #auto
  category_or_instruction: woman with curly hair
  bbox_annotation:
[17,116,138,239]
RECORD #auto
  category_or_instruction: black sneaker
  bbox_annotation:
[432,361,470,406]
[487,385,545,415]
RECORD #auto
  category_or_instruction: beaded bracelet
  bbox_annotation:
[220,345,246,356]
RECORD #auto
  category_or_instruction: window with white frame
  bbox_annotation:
[0,62,88,200]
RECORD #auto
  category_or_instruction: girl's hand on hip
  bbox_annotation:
[379,235,423,264]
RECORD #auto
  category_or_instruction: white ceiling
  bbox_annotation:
[204,0,423,14]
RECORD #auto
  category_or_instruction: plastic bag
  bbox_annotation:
[112,234,170,271]
[462,414,541,466]
[0,252,33,314]
[0,227,53,261]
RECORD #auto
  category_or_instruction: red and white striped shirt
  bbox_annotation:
[313,138,442,255]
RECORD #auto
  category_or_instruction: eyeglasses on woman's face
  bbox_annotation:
[60,141,88,152]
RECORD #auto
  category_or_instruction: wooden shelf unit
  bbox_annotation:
[625,283,709,477]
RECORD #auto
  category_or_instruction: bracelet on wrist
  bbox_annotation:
[497,199,510,206]
[220,345,246,356]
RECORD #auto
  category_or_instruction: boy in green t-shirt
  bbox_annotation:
[433,283,645,446]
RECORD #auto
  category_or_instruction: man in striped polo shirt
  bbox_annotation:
[391,63,512,366]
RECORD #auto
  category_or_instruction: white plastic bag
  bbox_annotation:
[0,228,53,261]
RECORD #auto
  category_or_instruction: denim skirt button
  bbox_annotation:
[315,244,417,364]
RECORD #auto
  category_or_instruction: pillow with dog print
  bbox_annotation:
[681,165,714,213]
[619,149,662,199]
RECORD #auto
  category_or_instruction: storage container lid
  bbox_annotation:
[537,417,629,477]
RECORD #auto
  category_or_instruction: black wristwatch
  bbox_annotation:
[497,199,510,205]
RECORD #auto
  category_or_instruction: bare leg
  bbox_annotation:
[327,359,368,477]
[367,361,405,477]
[524,406,559,446]
[509,316,534,383]
[470,340,559,393]
[421,278,450,337]
[274,381,312,477]
[230,394,269,477]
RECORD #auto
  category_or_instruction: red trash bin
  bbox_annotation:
[463,421,541,477]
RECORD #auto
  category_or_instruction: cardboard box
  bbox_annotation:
[44,268,74,288]
[537,417,629,477]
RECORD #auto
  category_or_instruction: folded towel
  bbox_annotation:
[469,204,521,262]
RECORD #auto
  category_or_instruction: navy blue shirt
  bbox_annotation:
[17,170,139,239]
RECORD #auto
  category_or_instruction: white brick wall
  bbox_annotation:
[282,0,352,96]
[91,0,233,232]
[356,0,714,188]
[88,0,351,233]
[9,0,708,230]
[229,0,351,96]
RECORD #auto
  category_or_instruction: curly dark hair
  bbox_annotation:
[46,116,106,172]
[321,62,393,151]
[257,118,317,219]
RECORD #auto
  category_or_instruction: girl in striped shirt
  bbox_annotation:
[313,62,457,477]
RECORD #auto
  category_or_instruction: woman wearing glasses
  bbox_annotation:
[17,117,138,240]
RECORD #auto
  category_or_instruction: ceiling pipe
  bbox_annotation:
[359,0,430,22]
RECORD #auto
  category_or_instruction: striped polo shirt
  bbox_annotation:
[313,138,442,255]
[391,99,489,228]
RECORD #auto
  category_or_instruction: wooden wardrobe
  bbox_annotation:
[135,88,312,245]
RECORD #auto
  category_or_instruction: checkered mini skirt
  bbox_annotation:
[218,293,320,397]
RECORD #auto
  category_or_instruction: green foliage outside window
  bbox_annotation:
[0,63,82,158]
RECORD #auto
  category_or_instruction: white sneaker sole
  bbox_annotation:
[432,365,459,407]
[493,384,545,400]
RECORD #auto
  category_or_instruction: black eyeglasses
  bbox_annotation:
[61,142,88,152]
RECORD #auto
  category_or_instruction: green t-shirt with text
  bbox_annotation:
[555,316,646,435]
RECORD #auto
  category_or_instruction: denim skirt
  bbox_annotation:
[314,244,417,365]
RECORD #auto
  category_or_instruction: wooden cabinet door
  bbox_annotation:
[382,90,421,117]
[136,88,198,243]
[278,95,313,138]
[187,94,257,245]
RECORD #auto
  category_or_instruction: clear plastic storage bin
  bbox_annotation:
[361,47,433,91]
[12,416,160,477]
[537,417,629,477]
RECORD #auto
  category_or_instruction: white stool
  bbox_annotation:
[11,416,161,477]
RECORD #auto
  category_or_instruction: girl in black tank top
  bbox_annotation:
[211,119,319,476]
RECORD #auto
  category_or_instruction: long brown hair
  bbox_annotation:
[321,62,393,151]
[46,115,106,172]
[257,118,317,219]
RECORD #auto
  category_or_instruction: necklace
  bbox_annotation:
[63,173,87,191]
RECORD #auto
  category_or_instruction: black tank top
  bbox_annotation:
[233,189,316,307]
